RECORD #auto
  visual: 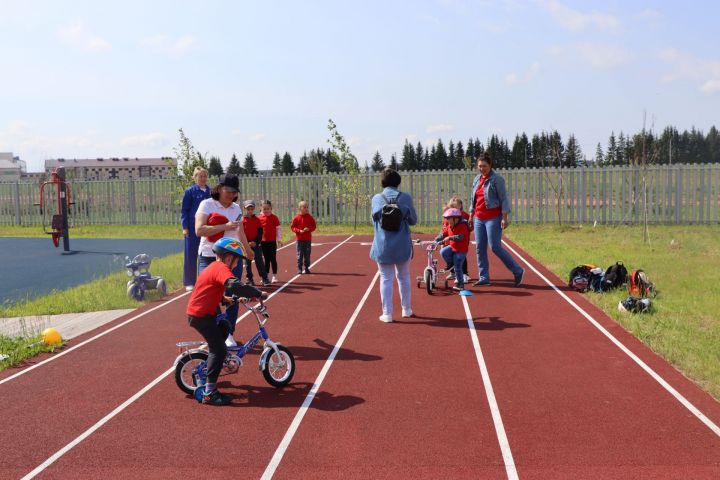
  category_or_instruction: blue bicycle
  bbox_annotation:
[173,293,295,395]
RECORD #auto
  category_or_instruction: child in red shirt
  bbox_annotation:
[442,196,471,283]
[241,200,270,286]
[186,237,261,405]
[435,208,470,291]
[259,199,282,283]
[290,200,316,274]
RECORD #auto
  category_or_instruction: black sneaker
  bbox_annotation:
[452,284,465,292]
[245,279,255,286]
[304,268,311,274]
[199,389,232,406]
[514,269,525,287]
[473,279,491,286]
[261,279,270,287]
[297,269,303,275]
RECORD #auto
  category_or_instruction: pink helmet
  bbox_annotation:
[443,208,462,218]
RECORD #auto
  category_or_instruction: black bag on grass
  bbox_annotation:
[602,262,628,290]
[569,264,603,292]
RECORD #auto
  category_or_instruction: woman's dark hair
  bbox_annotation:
[210,184,238,202]
[380,168,401,188]
[477,151,493,168]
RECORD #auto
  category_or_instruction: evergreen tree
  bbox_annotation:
[271,153,282,174]
[281,152,295,174]
[297,151,311,174]
[324,148,341,173]
[208,156,224,177]
[227,153,242,175]
[474,138,484,156]
[389,153,399,170]
[595,143,604,165]
[455,141,470,169]
[510,134,530,169]
[707,126,720,163]
[616,132,627,165]
[606,132,617,165]
[416,142,427,170]
[466,138,475,162]
[565,134,584,167]
[308,149,326,173]
[371,151,385,172]
[243,153,258,175]
[431,139,448,170]
[400,140,416,171]
[448,141,457,170]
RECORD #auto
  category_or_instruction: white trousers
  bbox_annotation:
[377,260,412,317]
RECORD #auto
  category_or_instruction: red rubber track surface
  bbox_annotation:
[1,235,719,479]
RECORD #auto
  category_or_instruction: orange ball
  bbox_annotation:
[41,328,63,345]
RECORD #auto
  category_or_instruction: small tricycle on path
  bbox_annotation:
[415,240,453,294]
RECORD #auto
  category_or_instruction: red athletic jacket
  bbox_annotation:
[440,220,470,253]
[290,213,316,241]
[242,214,263,244]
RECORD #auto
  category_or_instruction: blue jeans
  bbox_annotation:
[183,233,201,287]
[440,246,467,286]
[197,255,244,335]
[474,216,522,282]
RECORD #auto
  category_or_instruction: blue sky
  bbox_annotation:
[1,0,718,172]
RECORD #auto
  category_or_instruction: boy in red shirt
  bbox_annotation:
[435,208,470,291]
[186,237,261,405]
[290,200,316,274]
[259,199,282,283]
[241,200,270,286]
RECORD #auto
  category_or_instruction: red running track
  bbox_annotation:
[1,235,719,479]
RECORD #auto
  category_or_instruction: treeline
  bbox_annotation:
[207,125,720,176]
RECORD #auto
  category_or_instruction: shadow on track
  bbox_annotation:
[395,315,530,331]
[288,338,383,362]
[217,381,365,411]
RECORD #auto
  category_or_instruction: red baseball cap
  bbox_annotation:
[205,213,229,242]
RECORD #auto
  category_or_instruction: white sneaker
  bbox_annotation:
[271,275,277,284]
[402,309,414,318]
[184,286,193,291]
[225,335,237,347]
[464,274,470,283]
[379,314,393,323]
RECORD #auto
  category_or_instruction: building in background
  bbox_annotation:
[43,157,177,180]
[0,152,26,182]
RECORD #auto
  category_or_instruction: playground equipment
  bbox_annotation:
[125,253,167,300]
[37,166,73,252]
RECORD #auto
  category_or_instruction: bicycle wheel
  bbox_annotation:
[261,345,295,388]
[175,351,208,395]
[424,269,434,294]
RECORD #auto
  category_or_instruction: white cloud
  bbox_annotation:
[658,48,720,95]
[57,20,111,52]
[426,124,454,134]
[639,8,661,19]
[549,43,631,69]
[119,132,168,148]
[249,133,266,141]
[536,0,620,33]
[141,34,196,56]
[505,62,541,85]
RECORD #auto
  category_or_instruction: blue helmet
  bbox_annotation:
[212,237,247,259]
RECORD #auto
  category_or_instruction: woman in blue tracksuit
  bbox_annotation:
[181,167,211,290]
[470,152,524,287]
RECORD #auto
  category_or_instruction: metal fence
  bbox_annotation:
[1,164,719,226]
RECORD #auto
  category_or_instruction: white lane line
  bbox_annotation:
[261,270,380,480]
[0,292,190,386]
[502,239,720,438]
[20,236,353,479]
[20,367,174,480]
[461,295,519,480]
[0,241,300,386]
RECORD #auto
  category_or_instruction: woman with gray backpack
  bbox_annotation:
[370,168,418,323]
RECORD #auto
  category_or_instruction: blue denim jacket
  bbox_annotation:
[470,171,511,218]
[180,184,211,231]
[369,187,418,264]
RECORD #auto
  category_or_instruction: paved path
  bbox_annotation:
[0,238,182,305]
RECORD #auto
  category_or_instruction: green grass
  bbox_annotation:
[0,224,181,239]
[506,224,720,400]
[0,333,60,370]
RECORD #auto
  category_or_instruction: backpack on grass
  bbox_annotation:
[569,264,604,293]
[602,262,628,290]
[380,192,404,232]
[628,269,656,298]
[618,296,651,313]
